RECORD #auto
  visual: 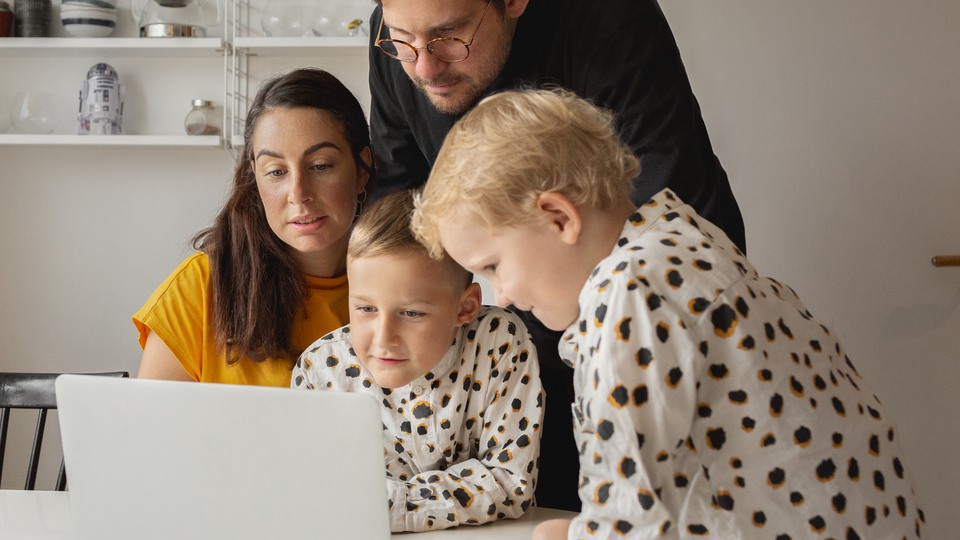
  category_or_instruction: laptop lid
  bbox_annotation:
[55,375,390,540]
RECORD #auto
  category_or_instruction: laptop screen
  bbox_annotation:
[56,375,390,540]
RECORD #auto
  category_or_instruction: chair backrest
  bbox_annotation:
[0,371,129,490]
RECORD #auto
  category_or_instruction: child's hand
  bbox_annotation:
[532,518,571,540]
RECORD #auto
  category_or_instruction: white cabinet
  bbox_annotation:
[227,0,368,148]
[226,37,367,147]
[0,0,370,150]
[0,36,226,148]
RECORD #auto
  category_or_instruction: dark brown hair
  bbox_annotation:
[193,68,374,363]
[374,0,506,17]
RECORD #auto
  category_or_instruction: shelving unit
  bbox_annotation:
[226,0,369,149]
[232,36,366,55]
[0,37,224,57]
[0,0,370,151]
[0,133,221,148]
[0,35,227,148]
[227,35,366,148]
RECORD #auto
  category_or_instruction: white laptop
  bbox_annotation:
[55,375,391,540]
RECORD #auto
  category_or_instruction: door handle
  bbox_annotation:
[931,255,960,267]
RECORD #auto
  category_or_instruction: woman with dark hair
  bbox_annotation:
[134,68,373,386]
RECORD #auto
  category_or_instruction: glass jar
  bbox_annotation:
[183,99,220,136]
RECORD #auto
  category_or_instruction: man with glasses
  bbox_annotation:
[368,0,744,512]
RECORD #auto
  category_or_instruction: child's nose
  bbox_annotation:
[374,317,399,348]
[493,288,513,309]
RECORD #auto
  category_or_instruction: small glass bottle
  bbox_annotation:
[184,99,220,136]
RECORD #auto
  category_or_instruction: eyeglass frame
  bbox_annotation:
[374,0,492,64]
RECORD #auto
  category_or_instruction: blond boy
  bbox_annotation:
[412,89,924,539]
[292,190,543,533]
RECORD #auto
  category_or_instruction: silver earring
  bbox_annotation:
[355,188,368,218]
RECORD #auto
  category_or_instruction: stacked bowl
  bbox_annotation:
[61,0,118,37]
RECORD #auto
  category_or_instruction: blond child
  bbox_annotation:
[291,190,543,533]
[412,89,925,539]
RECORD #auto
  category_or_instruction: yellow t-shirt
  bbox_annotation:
[133,252,349,387]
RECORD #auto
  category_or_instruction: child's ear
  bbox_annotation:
[456,282,483,327]
[535,192,582,245]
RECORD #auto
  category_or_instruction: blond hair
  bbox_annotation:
[350,190,472,289]
[412,88,639,258]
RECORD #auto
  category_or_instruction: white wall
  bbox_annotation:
[660,1,960,536]
[0,146,230,489]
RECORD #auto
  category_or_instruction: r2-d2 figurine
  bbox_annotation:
[77,63,125,135]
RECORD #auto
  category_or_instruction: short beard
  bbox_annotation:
[411,26,514,116]
[412,75,486,115]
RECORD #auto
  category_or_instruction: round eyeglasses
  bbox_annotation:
[375,0,491,63]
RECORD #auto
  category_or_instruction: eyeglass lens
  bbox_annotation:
[380,39,470,63]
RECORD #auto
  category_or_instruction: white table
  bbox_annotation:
[0,490,574,539]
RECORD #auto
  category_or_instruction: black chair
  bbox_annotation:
[0,371,129,490]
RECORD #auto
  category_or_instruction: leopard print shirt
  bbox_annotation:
[293,306,543,533]
[560,189,925,539]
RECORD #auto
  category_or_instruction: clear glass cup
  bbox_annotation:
[261,0,313,37]
[313,0,368,37]
[11,91,59,135]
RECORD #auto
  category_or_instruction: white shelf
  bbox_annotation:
[233,36,367,55]
[0,134,222,148]
[0,37,224,57]
[0,15,370,149]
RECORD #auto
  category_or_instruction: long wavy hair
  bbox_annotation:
[193,68,374,364]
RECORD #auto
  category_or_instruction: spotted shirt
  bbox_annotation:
[560,189,925,539]
[292,306,543,533]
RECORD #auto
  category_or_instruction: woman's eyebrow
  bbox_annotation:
[255,141,340,160]
[302,142,340,158]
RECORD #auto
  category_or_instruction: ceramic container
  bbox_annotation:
[61,2,117,37]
